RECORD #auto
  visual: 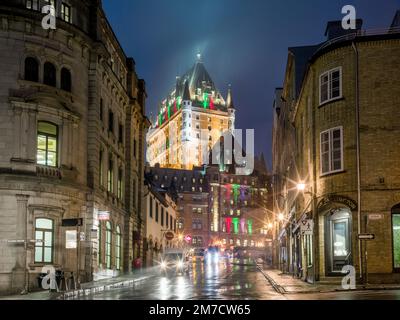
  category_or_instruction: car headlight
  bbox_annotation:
[161,261,167,269]
[177,261,184,268]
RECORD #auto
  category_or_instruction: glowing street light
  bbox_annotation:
[267,223,273,229]
[297,182,306,191]
[278,213,284,221]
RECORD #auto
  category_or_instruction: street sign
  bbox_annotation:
[358,234,375,240]
[66,230,77,249]
[165,231,174,241]
[368,214,383,221]
[300,219,314,236]
[62,218,83,227]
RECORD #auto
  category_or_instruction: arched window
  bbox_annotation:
[37,121,58,167]
[105,221,112,269]
[60,68,72,92]
[115,226,122,270]
[24,57,39,82]
[43,62,56,87]
[34,218,54,263]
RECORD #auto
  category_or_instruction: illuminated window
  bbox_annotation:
[61,3,71,23]
[37,122,58,167]
[117,168,123,200]
[107,156,114,193]
[115,226,121,270]
[34,218,53,263]
[105,222,112,269]
[99,149,104,186]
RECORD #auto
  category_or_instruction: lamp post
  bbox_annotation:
[297,181,317,284]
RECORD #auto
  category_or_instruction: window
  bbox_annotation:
[105,221,112,269]
[117,168,123,200]
[61,68,71,92]
[43,62,56,87]
[37,122,58,167]
[320,127,343,175]
[61,3,71,23]
[100,99,104,122]
[24,57,39,82]
[34,218,54,263]
[133,139,137,158]
[108,110,114,134]
[99,150,104,187]
[26,0,40,10]
[305,234,313,267]
[155,203,159,222]
[174,219,176,232]
[161,208,164,226]
[170,216,173,231]
[97,222,102,265]
[320,67,342,105]
[118,124,124,144]
[149,197,153,218]
[192,220,202,230]
[44,0,56,8]
[107,156,114,192]
[392,205,400,270]
[165,212,169,228]
[115,226,122,270]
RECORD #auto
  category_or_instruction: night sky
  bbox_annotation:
[102,0,399,169]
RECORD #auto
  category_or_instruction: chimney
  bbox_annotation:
[324,19,363,40]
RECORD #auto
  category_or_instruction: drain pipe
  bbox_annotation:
[352,41,362,283]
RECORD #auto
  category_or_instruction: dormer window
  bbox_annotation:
[61,3,71,23]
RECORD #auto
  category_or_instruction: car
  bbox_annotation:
[160,249,190,275]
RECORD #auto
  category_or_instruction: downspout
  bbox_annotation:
[352,41,362,282]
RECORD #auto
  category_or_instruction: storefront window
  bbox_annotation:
[34,218,54,263]
[392,211,400,269]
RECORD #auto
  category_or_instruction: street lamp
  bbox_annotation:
[297,182,306,191]
[278,213,284,221]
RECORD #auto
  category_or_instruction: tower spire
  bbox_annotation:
[183,80,191,101]
[226,84,235,109]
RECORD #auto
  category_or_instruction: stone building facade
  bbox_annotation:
[145,166,210,248]
[273,14,400,284]
[143,183,178,267]
[0,0,148,294]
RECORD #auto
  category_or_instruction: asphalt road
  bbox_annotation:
[69,259,285,300]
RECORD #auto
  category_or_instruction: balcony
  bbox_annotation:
[36,165,62,179]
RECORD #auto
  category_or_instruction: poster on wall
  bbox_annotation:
[66,230,77,249]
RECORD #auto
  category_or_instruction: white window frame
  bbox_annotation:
[320,126,344,176]
[319,67,343,105]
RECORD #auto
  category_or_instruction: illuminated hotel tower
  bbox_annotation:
[147,54,236,170]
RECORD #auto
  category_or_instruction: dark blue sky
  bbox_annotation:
[103,0,399,169]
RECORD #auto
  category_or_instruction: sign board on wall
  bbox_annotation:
[66,230,77,249]
[98,211,110,221]
[300,219,314,236]
[369,214,383,221]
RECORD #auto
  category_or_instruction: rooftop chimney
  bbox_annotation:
[324,19,363,40]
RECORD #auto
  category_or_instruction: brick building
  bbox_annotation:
[0,0,148,294]
[273,13,400,284]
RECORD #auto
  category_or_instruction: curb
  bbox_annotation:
[256,264,287,294]
[60,275,154,300]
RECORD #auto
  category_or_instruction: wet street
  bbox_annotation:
[70,260,285,300]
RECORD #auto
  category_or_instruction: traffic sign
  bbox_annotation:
[358,234,375,240]
[184,235,192,243]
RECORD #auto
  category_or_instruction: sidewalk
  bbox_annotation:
[258,266,400,294]
[0,267,156,300]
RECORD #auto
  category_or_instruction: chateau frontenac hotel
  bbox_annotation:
[146,54,236,170]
